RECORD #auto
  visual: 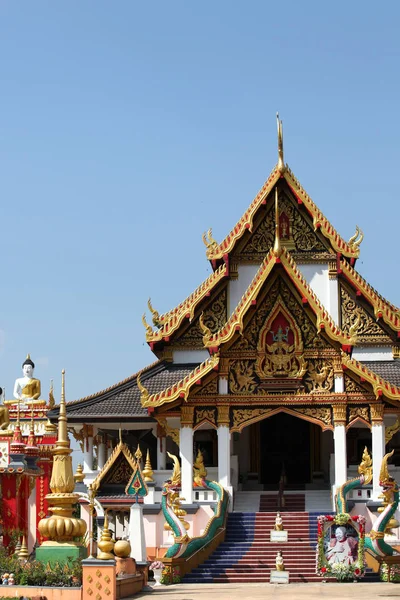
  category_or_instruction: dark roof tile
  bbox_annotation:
[360,360,400,387]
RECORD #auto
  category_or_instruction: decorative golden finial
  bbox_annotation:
[137,372,150,402]
[277,113,285,173]
[142,448,155,482]
[142,313,153,336]
[148,298,160,327]
[273,186,282,257]
[97,511,115,560]
[26,353,31,360]
[74,463,85,483]
[135,444,143,463]
[18,536,29,561]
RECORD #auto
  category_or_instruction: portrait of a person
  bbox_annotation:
[325,526,358,565]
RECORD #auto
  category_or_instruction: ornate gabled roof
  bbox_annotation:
[144,263,228,343]
[200,247,355,350]
[205,166,361,261]
[139,353,220,408]
[92,438,137,493]
[52,362,196,421]
[342,353,400,400]
[339,259,400,332]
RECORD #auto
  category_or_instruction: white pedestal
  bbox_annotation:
[270,530,288,542]
[129,503,147,562]
[270,570,290,584]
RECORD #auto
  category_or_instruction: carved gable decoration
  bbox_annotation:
[339,285,392,344]
[234,190,329,261]
[230,277,328,353]
[255,298,307,382]
[174,289,227,348]
[102,453,133,486]
[191,374,218,396]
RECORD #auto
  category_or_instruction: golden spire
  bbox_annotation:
[277,113,285,173]
[49,369,74,493]
[142,448,155,482]
[273,186,282,257]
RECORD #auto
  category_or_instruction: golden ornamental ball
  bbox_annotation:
[114,539,131,558]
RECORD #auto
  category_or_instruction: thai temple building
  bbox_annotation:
[45,118,400,579]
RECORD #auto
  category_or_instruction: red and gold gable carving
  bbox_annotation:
[256,297,307,380]
[228,275,328,353]
[231,185,331,262]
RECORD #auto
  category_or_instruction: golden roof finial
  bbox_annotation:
[273,186,282,257]
[137,372,150,403]
[142,448,155,482]
[148,298,160,327]
[348,225,364,248]
[48,378,55,409]
[142,313,153,336]
[277,113,285,173]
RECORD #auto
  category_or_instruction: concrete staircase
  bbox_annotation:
[259,493,305,512]
[183,509,324,583]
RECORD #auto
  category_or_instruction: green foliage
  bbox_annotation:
[0,546,82,587]
[380,563,400,582]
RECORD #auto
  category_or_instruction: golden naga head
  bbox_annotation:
[167,451,181,487]
[379,450,398,490]
[358,446,373,485]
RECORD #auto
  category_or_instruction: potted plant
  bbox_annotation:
[150,560,164,586]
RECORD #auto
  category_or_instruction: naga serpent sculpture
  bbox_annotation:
[335,447,373,514]
[365,450,400,558]
[162,452,228,559]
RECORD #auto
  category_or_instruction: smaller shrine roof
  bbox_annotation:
[51,362,197,421]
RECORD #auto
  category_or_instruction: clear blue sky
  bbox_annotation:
[1,2,399,402]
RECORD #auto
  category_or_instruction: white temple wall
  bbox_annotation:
[228,265,259,316]
[297,263,339,323]
[172,349,209,364]
[352,347,393,361]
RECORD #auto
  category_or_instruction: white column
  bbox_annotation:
[218,425,231,488]
[129,504,147,562]
[334,375,344,393]
[157,436,167,470]
[371,405,385,500]
[332,406,347,506]
[83,425,94,473]
[97,435,106,471]
[180,426,193,504]
[327,270,339,325]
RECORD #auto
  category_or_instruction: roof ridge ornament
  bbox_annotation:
[147,298,160,327]
[202,228,218,250]
[142,313,154,336]
[137,372,150,403]
[273,187,282,257]
[277,113,285,173]
[348,225,364,249]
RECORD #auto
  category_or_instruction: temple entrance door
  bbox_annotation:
[260,413,311,487]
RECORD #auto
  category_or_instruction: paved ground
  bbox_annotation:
[131,582,400,600]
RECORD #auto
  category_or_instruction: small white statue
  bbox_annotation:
[276,551,285,571]
[13,355,41,403]
[275,512,283,531]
